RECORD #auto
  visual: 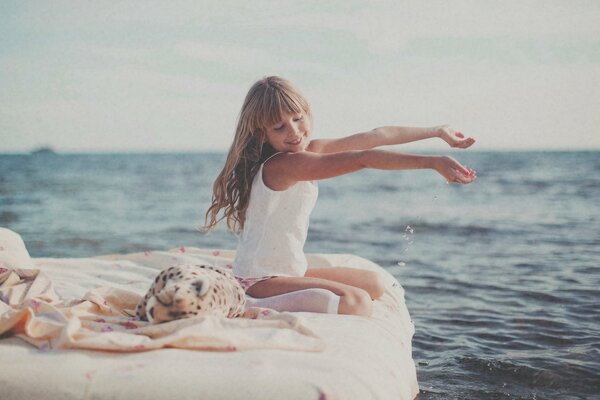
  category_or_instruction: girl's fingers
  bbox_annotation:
[449,175,467,184]
[454,163,471,176]
[440,157,476,183]
[450,167,477,184]
[447,170,476,184]
[457,137,475,148]
[456,172,471,183]
[453,173,476,184]
[447,170,463,183]
[449,137,474,148]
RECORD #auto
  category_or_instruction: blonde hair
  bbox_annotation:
[204,76,312,233]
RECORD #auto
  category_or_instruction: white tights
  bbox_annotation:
[245,288,341,314]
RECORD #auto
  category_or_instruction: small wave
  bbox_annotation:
[457,356,559,388]
[515,289,563,304]
[54,237,102,248]
[162,226,200,234]
[382,221,504,237]
[508,317,570,330]
[0,211,19,223]
[456,355,600,396]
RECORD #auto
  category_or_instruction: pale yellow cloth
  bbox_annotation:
[0,267,323,352]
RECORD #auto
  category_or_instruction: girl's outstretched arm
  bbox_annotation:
[263,149,476,190]
[308,125,475,153]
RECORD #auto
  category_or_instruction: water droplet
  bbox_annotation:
[399,225,415,257]
[397,261,406,266]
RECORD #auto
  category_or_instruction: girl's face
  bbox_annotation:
[264,111,311,153]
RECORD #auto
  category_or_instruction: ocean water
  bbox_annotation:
[1,151,599,399]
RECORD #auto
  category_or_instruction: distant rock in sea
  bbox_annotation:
[31,146,56,155]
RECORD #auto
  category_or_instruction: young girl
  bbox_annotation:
[205,76,476,317]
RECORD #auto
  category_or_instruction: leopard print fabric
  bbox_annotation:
[136,264,246,323]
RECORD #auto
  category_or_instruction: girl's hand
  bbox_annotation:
[432,156,477,184]
[435,125,476,149]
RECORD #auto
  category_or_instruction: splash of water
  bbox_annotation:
[397,225,415,266]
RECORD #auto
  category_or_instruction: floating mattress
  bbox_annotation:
[0,228,418,400]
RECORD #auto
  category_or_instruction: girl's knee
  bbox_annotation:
[339,288,373,317]
[364,271,386,300]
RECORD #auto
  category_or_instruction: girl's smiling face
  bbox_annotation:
[264,112,311,153]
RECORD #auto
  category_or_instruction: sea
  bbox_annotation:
[1,151,599,399]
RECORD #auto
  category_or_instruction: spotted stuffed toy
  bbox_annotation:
[136,264,246,323]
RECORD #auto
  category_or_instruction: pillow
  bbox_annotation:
[0,228,34,270]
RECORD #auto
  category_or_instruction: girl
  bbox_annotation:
[205,76,476,317]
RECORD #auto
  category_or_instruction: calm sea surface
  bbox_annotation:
[1,151,599,399]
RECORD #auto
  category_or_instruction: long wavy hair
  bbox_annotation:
[204,76,312,233]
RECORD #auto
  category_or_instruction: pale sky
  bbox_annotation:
[1,1,599,152]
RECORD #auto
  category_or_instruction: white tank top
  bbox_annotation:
[232,154,318,279]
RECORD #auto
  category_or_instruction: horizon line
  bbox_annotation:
[2,147,600,155]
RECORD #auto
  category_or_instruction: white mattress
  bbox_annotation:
[0,228,419,400]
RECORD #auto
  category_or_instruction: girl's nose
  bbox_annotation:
[289,121,301,136]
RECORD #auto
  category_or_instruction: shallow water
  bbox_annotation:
[1,151,599,399]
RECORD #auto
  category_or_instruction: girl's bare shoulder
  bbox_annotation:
[306,139,326,153]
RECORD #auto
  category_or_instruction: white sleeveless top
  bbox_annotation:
[232,154,318,279]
